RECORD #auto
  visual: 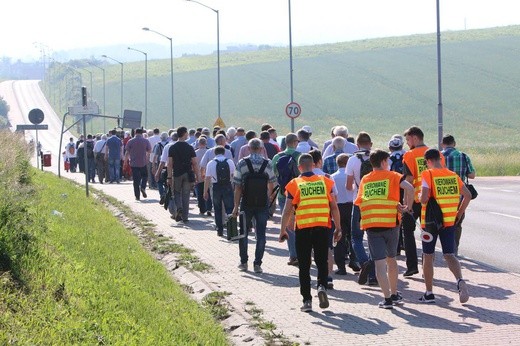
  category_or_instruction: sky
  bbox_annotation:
[3,0,520,61]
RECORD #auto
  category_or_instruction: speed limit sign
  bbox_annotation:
[285,102,301,119]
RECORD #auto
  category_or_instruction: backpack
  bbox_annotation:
[389,152,404,173]
[356,151,372,181]
[154,142,165,164]
[276,152,300,194]
[86,141,95,159]
[424,197,444,234]
[68,143,75,155]
[215,159,231,186]
[242,158,269,209]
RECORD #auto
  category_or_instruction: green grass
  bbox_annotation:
[0,160,229,344]
[43,25,520,176]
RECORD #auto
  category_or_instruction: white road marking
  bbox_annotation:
[489,212,520,220]
[500,189,515,193]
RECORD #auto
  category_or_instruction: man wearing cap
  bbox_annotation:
[302,125,319,149]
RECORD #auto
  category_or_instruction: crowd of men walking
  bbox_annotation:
[63,123,476,312]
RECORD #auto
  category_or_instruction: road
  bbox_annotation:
[2,79,520,274]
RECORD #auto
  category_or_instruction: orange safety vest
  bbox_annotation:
[354,170,402,229]
[420,168,463,228]
[285,174,335,229]
[403,146,445,202]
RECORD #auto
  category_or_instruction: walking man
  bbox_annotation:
[355,150,414,309]
[125,128,151,201]
[232,138,276,274]
[419,148,471,304]
[106,130,122,184]
[279,153,342,312]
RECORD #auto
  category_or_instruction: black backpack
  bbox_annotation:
[242,158,269,209]
[276,152,300,194]
[356,151,372,181]
[215,158,231,186]
[86,141,95,159]
[424,197,444,234]
[389,152,404,174]
[154,142,165,164]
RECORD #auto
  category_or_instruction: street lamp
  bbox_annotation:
[436,0,444,148]
[102,54,124,123]
[128,47,148,128]
[186,0,221,120]
[142,27,175,128]
[288,0,295,132]
[88,61,106,133]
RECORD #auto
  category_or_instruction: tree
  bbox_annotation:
[0,96,9,128]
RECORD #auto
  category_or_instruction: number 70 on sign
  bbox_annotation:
[285,102,301,119]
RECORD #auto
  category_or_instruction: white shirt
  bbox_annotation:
[148,135,161,162]
[93,139,107,154]
[200,147,233,169]
[346,150,370,195]
[296,141,315,154]
[331,167,354,203]
[205,155,236,183]
[160,141,176,165]
[323,141,358,158]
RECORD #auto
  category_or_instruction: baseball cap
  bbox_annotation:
[388,136,404,148]
[302,125,312,134]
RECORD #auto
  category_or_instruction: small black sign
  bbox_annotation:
[28,108,45,125]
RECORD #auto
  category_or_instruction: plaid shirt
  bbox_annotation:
[442,147,475,180]
[322,150,345,175]
[233,153,277,186]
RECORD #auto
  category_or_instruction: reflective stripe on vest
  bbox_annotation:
[357,172,401,229]
[421,169,461,228]
[294,177,331,229]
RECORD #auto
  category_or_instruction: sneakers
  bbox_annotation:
[140,187,147,198]
[335,269,347,275]
[419,292,436,303]
[391,292,404,305]
[378,298,393,309]
[327,277,334,289]
[458,279,469,303]
[175,210,183,222]
[300,300,312,312]
[287,258,299,266]
[253,264,263,273]
[349,262,361,272]
[403,268,419,277]
[367,277,379,286]
[317,285,329,309]
[357,260,374,285]
[238,263,248,271]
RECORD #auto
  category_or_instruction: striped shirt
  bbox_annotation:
[442,147,475,180]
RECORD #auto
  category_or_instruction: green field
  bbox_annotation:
[45,25,520,175]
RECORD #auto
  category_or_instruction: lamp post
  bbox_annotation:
[186,0,221,120]
[288,0,295,132]
[102,55,124,124]
[128,47,148,128]
[436,0,444,148]
[88,61,106,133]
[80,68,94,132]
[142,27,174,128]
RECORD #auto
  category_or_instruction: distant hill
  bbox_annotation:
[45,25,520,162]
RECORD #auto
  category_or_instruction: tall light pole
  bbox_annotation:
[102,55,124,124]
[142,27,174,128]
[436,0,444,148]
[88,61,106,133]
[186,0,221,120]
[288,0,295,132]
[128,47,148,128]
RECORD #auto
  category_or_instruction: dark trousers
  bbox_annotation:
[296,227,329,302]
[212,183,234,233]
[196,182,212,213]
[401,201,421,271]
[69,157,77,172]
[131,166,148,199]
[96,154,106,183]
[334,202,357,270]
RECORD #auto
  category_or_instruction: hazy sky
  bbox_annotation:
[3,0,520,60]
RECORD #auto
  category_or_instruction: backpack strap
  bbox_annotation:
[245,158,254,174]
[258,159,268,174]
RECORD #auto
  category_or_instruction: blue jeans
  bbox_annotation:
[279,195,297,259]
[239,206,269,266]
[108,158,120,182]
[212,183,234,233]
[131,166,147,199]
[196,182,213,213]
[352,205,375,279]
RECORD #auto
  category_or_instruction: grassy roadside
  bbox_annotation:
[0,133,228,345]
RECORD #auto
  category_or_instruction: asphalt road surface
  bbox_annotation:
[2,79,519,274]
